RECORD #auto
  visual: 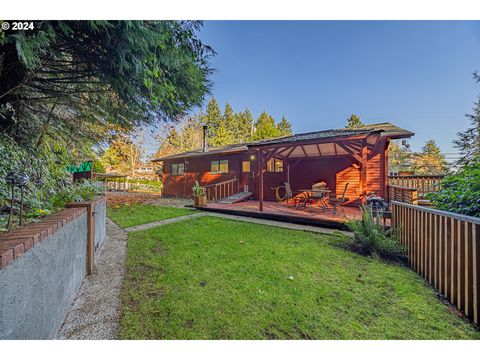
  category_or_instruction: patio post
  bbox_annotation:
[258,149,264,212]
[361,140,368,205]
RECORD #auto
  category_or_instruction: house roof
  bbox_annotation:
[152,122,413,161]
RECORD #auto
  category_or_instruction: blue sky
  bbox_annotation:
[197,21,480,155]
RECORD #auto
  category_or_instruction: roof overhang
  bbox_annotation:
[151,144,248,162]
[151,122,414,162]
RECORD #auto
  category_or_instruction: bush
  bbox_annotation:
[50,180,104,209]
[0,133,72,214]
[427,161,480,217]
[346,206,406,262]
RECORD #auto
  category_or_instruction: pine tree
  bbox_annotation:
[235,109,255,142]
[412,140,448,174]
[453,99,480,167]
[346,114,364,128]
[277,116,293,136]
[253,112,279,140]
[202,97,223,146]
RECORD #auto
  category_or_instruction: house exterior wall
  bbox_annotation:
[161,139,388,204]
[162,152,251,198]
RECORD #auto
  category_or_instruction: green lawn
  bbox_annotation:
[107,204,196,228]
[119,216,480,340]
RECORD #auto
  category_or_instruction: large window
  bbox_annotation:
[242,161,250,172]
[267,158,284,172]
[211,160,229,174]
[172,163,185,176]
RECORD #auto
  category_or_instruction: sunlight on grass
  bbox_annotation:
[107,203,196,228]
[119,216,480,339]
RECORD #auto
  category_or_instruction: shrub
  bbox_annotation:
[346,206,406,262]
[427,161,480,217]
[0,133,72,218]
[49,180,104,209]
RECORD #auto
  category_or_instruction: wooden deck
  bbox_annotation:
[200,200,363,230]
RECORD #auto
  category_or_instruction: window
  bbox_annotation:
[275,159,283,172]
[211,160,229,174]
[242,161,250,172]
[267,158,284,172]
[172,163,185,176]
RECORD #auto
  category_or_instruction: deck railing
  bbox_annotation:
[391,201,480,325]
[389,185,418,205]
[204,177,239,202]
[388,175,444,199]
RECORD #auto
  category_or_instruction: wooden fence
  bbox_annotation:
[388,175,444,199]
[94,180,162,194]
[204,177,239,202]
[389,185,418,205]
[391,201,480,324]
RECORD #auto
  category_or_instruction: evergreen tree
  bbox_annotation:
[346,114,365,128]
[253,112,279,140]
[202,97,223,146]
[412,140,448,174]
[453,99,480,167]
[277,116,293,136]
[235,109,255,142]
[0,21,213,147]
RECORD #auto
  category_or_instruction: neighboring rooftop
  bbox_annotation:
[152,122,414,161]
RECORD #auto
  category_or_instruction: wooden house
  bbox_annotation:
[152,123,413,212]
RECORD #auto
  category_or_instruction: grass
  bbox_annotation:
[107,203,196,228]
[119,216,479,339]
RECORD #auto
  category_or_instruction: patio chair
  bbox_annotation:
[310,181,328,208]
[328,183,349,214]
[284,182,307,208]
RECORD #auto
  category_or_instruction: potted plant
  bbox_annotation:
[192,180,207,207]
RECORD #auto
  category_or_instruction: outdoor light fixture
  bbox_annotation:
[4,171,29,229]
[250,154,256,161]
[16,172,29,226]
[5,172,17,230]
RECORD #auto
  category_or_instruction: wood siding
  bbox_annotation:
[162,139,388,204]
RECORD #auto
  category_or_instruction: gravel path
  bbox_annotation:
[55,218,127,339]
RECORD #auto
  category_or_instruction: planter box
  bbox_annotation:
[194,195,207,207]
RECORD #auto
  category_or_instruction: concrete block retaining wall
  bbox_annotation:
[0,196,106,339]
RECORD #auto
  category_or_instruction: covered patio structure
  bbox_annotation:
[200,124,413,228]
[248,123,413,213]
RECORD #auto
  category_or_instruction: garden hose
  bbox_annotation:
[274,185,287,202]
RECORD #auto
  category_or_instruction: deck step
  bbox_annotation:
[217,192,253,204]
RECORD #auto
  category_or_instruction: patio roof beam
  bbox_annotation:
[367,132,382,160]
[300,145,308,157]
[258,148,264,212]
[336,141,362,163]
[360,139,368,205]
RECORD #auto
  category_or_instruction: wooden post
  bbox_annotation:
[360,140,368,205]
[258,149,264,212]
[287,162,290,184]
[384,140,389,202]
[66,201,95,275]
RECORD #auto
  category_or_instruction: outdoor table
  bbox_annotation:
[298,189,331,210]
